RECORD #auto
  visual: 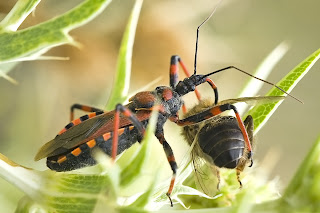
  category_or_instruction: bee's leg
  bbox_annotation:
[70,104,104,121]
[216,167,221,190]
[170,103,252,161]
[244,115,254,167]
[236,168,243,188]
[155,128,177,207]
[112,104,145,160]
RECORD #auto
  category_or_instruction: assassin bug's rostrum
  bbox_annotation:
[35,5,300,206]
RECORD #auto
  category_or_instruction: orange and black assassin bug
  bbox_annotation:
[35,6,299,206]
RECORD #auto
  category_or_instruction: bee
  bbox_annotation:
[182,96,284,191]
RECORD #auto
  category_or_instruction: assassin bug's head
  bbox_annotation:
[174,75,206,97]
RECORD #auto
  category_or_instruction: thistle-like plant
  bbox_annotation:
[0,0,320,212]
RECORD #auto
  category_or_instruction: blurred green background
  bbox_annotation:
[0,0,319,211]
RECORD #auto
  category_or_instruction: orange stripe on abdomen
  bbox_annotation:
[71,147,82,156]
[87,140,97,148]
[57,156,67,164]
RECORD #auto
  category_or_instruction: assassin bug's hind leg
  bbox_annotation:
[112,104,145,160]
[56,104,105,137]
[70,104,104,121]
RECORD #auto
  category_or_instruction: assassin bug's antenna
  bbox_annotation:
[194,0,224,75]
[202,66,303,103]
[193,0,302,104]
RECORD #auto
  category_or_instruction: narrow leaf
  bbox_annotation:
[0,0,112,63]
[0,0,41,31]
[120,101,157,187]
[246,48,320,133]
[282,136,320,211]
[237,42,290,114]
[105,0,143,110]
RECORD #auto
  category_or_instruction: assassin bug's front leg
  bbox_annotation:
[112,104,145,160]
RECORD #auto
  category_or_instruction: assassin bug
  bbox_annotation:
[35,4,300,206]
[182,96,284,193]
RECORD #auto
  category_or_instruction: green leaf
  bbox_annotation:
[120,102,157,187]
[0,151,123,213]
[246,48,320,133]
[105,0,143,110]
[0,0,112,63]
[0,0,41,31]
[282,135,320,211]
[238,41,290,98]
[237,41,290,114]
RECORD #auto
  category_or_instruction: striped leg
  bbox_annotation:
[170,104,252,160]
[56,111,105,137]
[70,103,104,121]
[170,55,201,100]
[170,55,202,114]
[205,78,218,105]
[155,128,177,207]
[112,104,145,160]
[55,104,105,137]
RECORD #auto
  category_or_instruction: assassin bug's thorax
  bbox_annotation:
[128,86,183,117]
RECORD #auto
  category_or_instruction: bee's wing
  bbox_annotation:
[218,96,285,106]
[191,144,219,197]
[35,110,152,161]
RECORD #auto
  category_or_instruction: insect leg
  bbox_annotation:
[170,55,203,114]
[244,115,254,167]
[56,110,105,137]
[205,78,218,105]
[112,104,145,160]
[170,55,201,99]
[70,103,104,121]
[170,104,252,160]
[236,168,243,188]
[155,128,177,207]
[216,167,221,190]
[170,55,219,106]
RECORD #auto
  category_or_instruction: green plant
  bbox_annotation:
[0,0,320,212]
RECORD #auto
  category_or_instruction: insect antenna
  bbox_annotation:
[194,0,224,75]
[203,66,303,103]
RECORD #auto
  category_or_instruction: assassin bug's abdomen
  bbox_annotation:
[47,124,144,171]
[197,116,245,169]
